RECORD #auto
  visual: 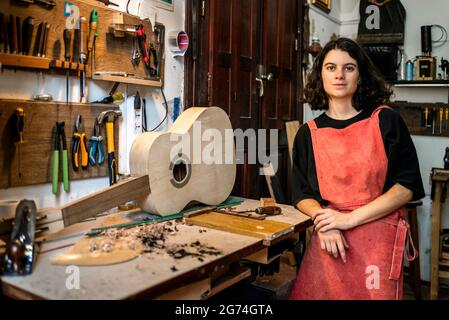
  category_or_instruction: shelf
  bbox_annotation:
[0,53,87,72]
[92,73,163,87]
[391,80,449,87]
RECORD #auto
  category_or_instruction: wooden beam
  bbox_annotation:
[61,175,150,226]
[285,121,300,166]
[430,181,443,300]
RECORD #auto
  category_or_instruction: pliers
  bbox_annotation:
[52,122,69,194]
[89,118,104,166]
[71,115,88,171]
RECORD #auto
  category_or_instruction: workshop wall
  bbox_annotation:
[305,0,449,282]
[0,0,186,208]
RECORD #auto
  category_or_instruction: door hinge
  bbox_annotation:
[201,0,206,17]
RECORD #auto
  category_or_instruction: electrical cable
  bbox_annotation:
[143,87,168,132]
[432,24,448,47]
[142,98,148,132]
[126,0,131,13]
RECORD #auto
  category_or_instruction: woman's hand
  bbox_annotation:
[313,208,356,232]
[317,229,349,263]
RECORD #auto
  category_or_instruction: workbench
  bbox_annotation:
[0,199,311,300]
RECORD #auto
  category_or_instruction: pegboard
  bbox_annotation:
[0,99,119,189]
[0,0,163,82]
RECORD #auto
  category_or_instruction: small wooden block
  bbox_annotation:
[260,198,276,207]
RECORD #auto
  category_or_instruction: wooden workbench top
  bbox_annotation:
[1,199,311,300]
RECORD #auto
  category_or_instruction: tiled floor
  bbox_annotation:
[403,277,449,300]
[254,262,449,300]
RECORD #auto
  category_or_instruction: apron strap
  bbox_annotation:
[307,120,318,130]
[389,218,418,280]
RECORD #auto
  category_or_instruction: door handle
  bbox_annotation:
[256,73,273,97]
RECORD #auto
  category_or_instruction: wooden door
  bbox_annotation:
[185,0,306,200]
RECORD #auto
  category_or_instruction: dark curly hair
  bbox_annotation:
[304,37,393,110]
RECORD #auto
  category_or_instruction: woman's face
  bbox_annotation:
[321,49,360,102]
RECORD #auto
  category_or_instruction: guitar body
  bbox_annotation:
[130,107,236,216]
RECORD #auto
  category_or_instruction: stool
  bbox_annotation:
[405,200,423,300]
[430,168,449,300]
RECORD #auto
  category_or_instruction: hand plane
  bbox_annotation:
[2,200,37,275]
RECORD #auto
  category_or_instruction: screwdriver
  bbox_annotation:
[424,107,429,127]
[86,10,98,66]
[433,107,437,135]
[444,108,449,130]
[63,29,72,104]
[79,16,87,103]
[14,108,25,179]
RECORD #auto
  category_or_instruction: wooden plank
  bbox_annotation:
[285,121,300,165]
[439,259,449,267]
[186,212,294,241]
[155,277,210,300]
[0,54,87,71]
[431,181,443,300]
[0,53,50,69]
[439,270,449,280]
[92,74,162,87]
[0,99,119,188]
[204,266,251,299]
[61,175,150,226]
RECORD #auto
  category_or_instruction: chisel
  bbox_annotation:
[16,16,21,54]
[63,28,72,104]
[9,14,17,54]
[79,16,87,103]
[41,23,49,57]
[22,16,34,55]
[33,22,43,56]
[0,13,5,53]
[3,13,10,53]
[15,108,25,179]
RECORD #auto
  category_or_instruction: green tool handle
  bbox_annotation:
[62,149,69,192]
[52,150,59,194]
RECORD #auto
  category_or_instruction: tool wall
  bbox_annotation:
[0,0,164,85]
[0,100,119,189]
[391,102,449,137]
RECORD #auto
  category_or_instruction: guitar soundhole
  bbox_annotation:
[173,161,187,183]
[170,154,192,188]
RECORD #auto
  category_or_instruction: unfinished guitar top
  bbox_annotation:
[130,107,236,216]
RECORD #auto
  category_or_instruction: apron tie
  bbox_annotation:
[389,218,418,280]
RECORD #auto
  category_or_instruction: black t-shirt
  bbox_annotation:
[292,106,425,207]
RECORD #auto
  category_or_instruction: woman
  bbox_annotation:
[289,37,425,300]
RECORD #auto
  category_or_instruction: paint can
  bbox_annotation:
[405,60,414,81]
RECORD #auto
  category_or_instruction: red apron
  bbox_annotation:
[289,106,417,300]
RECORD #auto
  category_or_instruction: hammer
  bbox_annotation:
[97,110,122,185]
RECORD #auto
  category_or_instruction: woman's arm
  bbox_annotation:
[314,183,413,232]
[297,198,349,263]
[350,183,412,226]
[296,198,323,219]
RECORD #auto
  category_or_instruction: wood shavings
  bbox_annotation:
[92,220,222,270]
